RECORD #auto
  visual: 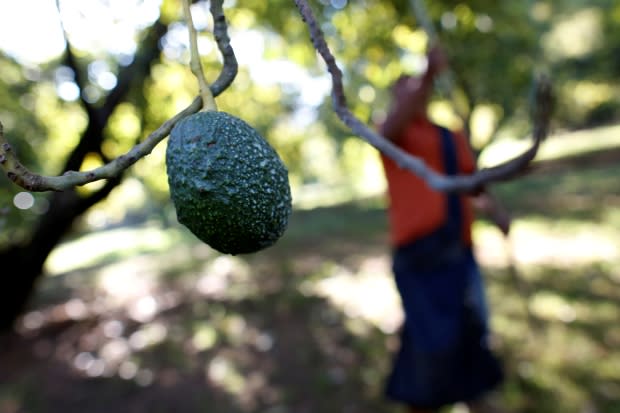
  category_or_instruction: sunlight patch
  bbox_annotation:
[46,225,183,276]
[22,310,45,330]
[207,355,246,395]
[474,219,620,269]
[529,292,577,323]
[128,322,168,351]
[196,255,252,299]
[307,255,402,334]
[118,360,139,380]
[128,295,158,323]
[97,256,158,302]
[99,338,131,366]
[64,298,88,320]
[543,8,603,61]
[192,324,218,352]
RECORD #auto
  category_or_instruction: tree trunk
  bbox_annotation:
[0,19,167,332]
[0,246,43,331]
[0,180,120,331]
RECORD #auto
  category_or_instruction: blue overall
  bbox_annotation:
[385,126,503,408]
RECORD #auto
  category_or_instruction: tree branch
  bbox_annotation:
[0,0,237,192]
[209,0,238,94]
[60,18,167,175]
[294,0,552,193]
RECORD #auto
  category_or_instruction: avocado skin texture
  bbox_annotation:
[166,111,292,254]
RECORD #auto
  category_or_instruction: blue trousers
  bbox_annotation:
[386,245,503,409]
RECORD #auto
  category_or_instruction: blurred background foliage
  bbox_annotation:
[1,0,619,242]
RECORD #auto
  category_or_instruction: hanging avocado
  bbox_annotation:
[166,111,292,254]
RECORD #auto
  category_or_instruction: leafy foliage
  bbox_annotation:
[2,0,618,241]
[0,53,48,244]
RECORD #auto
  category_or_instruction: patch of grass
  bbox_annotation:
[492,162,620,222]
[479,122,620,167]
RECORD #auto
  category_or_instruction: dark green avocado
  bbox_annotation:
[166,111,292,254]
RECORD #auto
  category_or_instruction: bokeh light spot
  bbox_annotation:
[56,81,81,102]
[13,192,35,210]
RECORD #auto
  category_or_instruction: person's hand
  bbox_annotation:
[391,75,421,103]
[390,45,447,103]
[491,207,511,236]
[473,192,511,236]
[381,74,429,139]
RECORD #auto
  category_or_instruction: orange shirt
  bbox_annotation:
[381,118,476,247]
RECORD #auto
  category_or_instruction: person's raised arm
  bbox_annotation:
[379,46,447,142]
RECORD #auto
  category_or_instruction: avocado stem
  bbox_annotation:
[182,0,218,112]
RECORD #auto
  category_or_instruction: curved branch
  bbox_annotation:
[209,0,238,95]
[0,0,237,192]
[294,0,552,193]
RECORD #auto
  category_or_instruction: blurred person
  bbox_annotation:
[378,45,511,413]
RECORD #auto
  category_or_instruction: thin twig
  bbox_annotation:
[183,0,217,111]
[0,0,237,192]
[294,0,551,193]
